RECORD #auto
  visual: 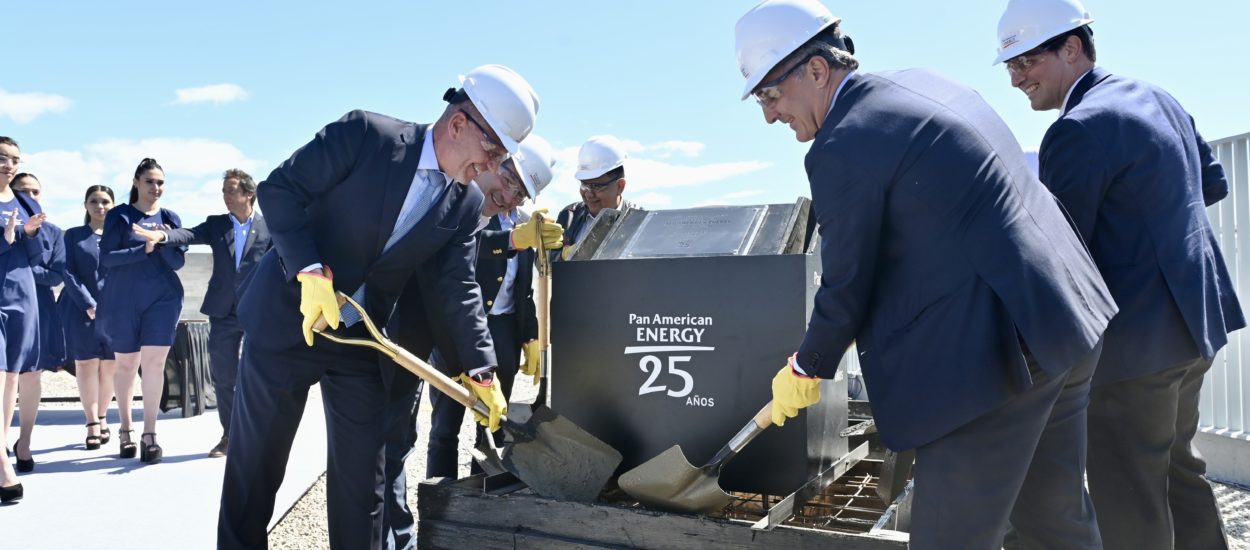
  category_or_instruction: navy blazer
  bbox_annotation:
[795,70,1117,451]
[33,222,66,369]
[60,225,106,311]
[237,110,494,381]
[1039,67,1244,385]
[163,212,272,318]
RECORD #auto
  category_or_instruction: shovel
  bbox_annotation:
[530,210,554,406]
[618,400,775,514]
[314,292,622,502]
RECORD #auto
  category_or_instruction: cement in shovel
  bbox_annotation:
[316,293,622,503]
[619,400,775,514]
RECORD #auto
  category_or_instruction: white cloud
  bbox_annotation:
[695,189,765,207]
[0,88,73,124]
[633,192,673,207]
[533,139,771,213]
[174,83,249,105]
[21,138,265,231]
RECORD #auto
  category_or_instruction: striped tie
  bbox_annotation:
[340,170,447,326]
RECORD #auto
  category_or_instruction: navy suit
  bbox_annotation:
[32,222,66,370]
[163,213,271,433]
[1039,67,1243,549]
[221,110,493,550]
[795,70,1116,548]
[58,226,112,361]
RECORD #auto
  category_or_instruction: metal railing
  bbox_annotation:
[1202,131,1250,439]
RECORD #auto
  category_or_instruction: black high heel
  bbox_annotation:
[98,416,111,445]
[140,433,162,464]
[0,483,22,503]
[14,438,33,473]
[85,422,102,450]
[118,430,137,459]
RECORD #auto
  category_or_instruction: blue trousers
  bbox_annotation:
[1087,356,1229,550]
[912,342,1103,550]
[380,313,521,549]
[218,326,389,550]
[208,312,243,434]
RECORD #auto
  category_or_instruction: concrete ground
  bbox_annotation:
[2,370,327,550]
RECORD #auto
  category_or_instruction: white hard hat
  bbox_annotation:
[512,134,556,198]
[734,0,839,100]
[459,64,540,154]
[574,135,628,181]
[993,0,1093,65]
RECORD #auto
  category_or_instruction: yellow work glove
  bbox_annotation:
[511,209,564,251]
[770,360,821,427]
[560,245,574,261]
[456,373,508,433]
[296,269,339,346]
[520,339,542,385]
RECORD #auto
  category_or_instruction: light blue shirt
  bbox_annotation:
[489,210,519,315]
[395,126,451,231]
[230,213,253,271]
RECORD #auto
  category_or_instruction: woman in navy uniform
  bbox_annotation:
[97,158,185,463]
[0,137,47,490]
[61,185,118,450]
[4,174,67,471]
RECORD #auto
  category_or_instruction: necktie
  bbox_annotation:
[340,170,447,326]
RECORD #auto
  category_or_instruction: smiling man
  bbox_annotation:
[218,65,540,549]
[734,1,1119,548]
[996,1,1244,548]
[554,135,640,259]
[380,136,561,549]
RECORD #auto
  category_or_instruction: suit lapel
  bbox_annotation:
[374,123,426,258]
[223,215,236,251]
[1063,67,1108,116]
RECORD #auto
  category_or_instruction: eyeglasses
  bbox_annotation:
[579,178,620,195]
[753,54,815,108]
[1004,36,1066,75]
[500,163,531,206]
[0,154,20,167]
[458,109,508,163]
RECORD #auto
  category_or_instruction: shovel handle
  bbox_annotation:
[535,211,552,351]
[312,293,484,413]
[708,400,775,470]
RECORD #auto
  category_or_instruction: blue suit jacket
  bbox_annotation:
[795,70,1117,450]
[33,222,66,369]
[237,110,495,382]
[1039,67,1244,385]
[164,213,272,318]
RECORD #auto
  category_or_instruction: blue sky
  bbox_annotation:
[5,0,1248,230]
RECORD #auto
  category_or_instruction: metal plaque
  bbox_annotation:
[619,206,765,259]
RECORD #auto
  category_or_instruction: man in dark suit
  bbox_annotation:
[376,136,561,549]
[554,135,640,261]
[996,1,1244,547]
[734,1,1118,548]
[216,65,540,549]
[134,169,272,457]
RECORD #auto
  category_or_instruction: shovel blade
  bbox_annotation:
[618,445,733,515]
[499,403,622,502]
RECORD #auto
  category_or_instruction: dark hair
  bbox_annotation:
[1059,25,1096,62]
[770,22,859,87]
[602,166,626,183]
[0,136,17,149]
[223,168,258,205]
[130,157,164,204]
[83,184,115,224]
[12,173,38,187]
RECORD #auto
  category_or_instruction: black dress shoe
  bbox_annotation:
[208,436,229,458]
[0,483,22,503]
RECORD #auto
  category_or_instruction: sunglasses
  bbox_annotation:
[753,54,816,108]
